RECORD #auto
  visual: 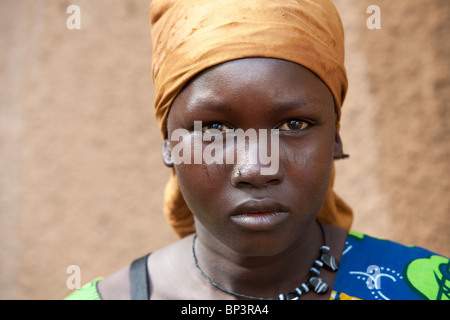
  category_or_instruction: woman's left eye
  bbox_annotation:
[202,122,231,133]
[277,119,310,131]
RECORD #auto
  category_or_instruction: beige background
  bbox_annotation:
[0,0,448,300]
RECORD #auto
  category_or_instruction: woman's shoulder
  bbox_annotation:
[332,231,449,300]
[343,230,447,259]
[64,266,131,300]
[64,235,194,300]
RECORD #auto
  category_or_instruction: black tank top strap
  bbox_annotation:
[129,253,151,300]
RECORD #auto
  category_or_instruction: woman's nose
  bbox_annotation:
[228,129,283,188]
[230,163,283,188]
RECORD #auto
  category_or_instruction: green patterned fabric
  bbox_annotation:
[65,277,102,300]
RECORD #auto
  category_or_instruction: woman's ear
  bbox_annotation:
[162,139,174,167]
[333,131,349,160]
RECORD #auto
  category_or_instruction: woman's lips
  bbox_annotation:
[230,199,290,230]
[230,211,289,230]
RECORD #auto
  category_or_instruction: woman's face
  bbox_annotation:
[166,58,337,256]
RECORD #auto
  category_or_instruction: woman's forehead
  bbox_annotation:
[171,58,335,116]
[192,58,325,87]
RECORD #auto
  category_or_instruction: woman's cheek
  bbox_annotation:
[175,162,226,205]
[280,141,333,191]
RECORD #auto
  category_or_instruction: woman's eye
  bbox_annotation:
[202,122,231,133]
[277,119,310,131]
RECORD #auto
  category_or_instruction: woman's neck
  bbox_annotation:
[193,220,336,300]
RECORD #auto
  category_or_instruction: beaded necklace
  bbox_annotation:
[192,220,339,300]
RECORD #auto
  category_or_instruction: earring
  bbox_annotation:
[162,140,174,167]
[333,131,349,160]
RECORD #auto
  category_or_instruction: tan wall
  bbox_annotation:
[0,0,448,299]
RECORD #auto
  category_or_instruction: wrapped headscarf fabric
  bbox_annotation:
[150,0,353,238]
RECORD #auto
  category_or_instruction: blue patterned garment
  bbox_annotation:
[331,231,450,300]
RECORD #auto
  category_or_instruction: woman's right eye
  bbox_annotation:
[202,122,231,133]
[276,119,310,131]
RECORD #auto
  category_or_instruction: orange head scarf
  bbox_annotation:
[150,0,353,238]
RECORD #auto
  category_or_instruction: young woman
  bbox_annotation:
[66,0,449,300]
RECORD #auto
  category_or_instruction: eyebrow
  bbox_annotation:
[185,97,232,113]
[185,95,328,114]
[272,95,328,112]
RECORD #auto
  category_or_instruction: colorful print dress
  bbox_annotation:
[331,231,449,300]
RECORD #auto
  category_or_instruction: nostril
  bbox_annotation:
[267,178,282,185]
[230,166,283,188]
[235,181,253,188]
